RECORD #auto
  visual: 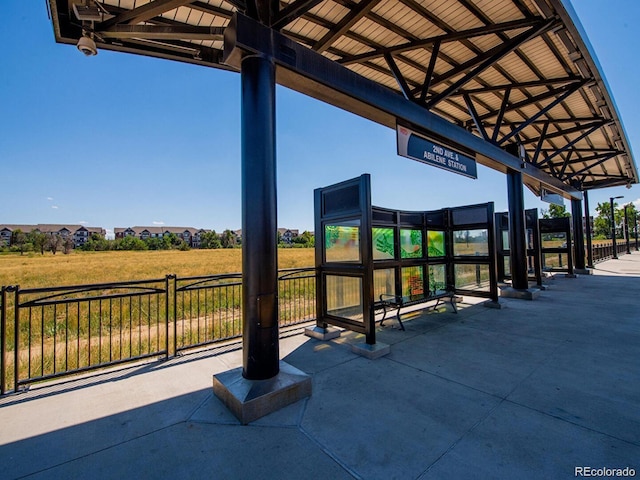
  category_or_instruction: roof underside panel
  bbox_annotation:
[47,0,637,192]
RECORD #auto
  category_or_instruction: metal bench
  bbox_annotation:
[375,292,458,331]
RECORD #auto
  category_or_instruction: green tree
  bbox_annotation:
[301,230,314,247]
[63,236,74,254]
[11,229,28,255]
[81,233,111,251]
[47,235,63,255]
[200,231,221,249]
[220,229,237,248]
[541,203,571,219]
[594,201,624,239]
[115,236,148,251]
[28,231,48,255]
[622,203,639,240]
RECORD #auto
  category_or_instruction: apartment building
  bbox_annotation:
[0,224,106,248]
[114,226,210,248]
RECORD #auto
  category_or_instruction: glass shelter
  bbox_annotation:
[314,174,499,345]
[495,208,543,286]
[539,217,574,275]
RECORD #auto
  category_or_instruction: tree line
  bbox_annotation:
[2,229,315,255]
[542,201,639,239]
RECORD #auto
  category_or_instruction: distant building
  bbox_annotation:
[278,228,299,245]
[233,228,300,245]
[114,226,210,248]
[0,224,106,248]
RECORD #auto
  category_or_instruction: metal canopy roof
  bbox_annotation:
[48,0,638,195]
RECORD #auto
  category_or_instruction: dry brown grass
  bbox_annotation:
[0,248,314,288]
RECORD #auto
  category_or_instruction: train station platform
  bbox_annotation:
[1,253,639,479]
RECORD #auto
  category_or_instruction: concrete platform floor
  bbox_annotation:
[1,253,639,479]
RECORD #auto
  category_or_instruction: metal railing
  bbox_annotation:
[0,268,316,395]
[592,242,629,263]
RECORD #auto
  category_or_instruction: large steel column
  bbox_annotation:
[241,54,279,380]
[584,190,594,268]
[571,197,586,270]
[507,170,528,290]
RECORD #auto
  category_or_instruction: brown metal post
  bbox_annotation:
[571,197,586,270]
[241,53,280,380]
[507,170,528,289]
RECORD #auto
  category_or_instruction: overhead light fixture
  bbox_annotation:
[73,2,103,22]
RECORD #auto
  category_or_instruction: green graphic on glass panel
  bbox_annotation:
[401,266,424,299]
[429,264,446,295]
[400,229,423,258]
[453,229,489,256]
[372,227,395,260]
[325,224,360,262]
[427,230,445,257]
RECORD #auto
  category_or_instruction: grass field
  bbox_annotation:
[0,248,315,288]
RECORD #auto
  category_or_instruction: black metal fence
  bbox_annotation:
[0,268,315,395]
[592,242,630,263]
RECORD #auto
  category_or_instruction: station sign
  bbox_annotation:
[540,188,565,206]
[397,125,477,179]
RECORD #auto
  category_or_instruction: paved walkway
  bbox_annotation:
[1,254,639,479]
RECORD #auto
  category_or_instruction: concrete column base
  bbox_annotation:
[212,361,311,425]
[351,342,390,359]
[574,268,593,275]
[483,300,503,309]
[304,325,341,340]
[500,287,541,300]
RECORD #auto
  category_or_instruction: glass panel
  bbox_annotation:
[541,232,567,249]
[453,229,489,256]
[502,230,509,250]
[428,264,446,295]
[543,253,568,270]
[427,230,445,257]
[401,266,425,300]
[372,227,395,260]
[325,221,360,263]
[503,257,511,276]
[455,264,490,291]
[326,275,363,321]
[373,268,396,300]
[400,229,423,258]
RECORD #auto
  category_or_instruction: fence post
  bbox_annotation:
[13,286,19,393]
[1,286,5,395]
[173,275,178,357]
[165,275,173,359]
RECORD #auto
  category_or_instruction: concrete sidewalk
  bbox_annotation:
[1,254,639,479]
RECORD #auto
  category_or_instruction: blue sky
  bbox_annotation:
[1,0,639,237]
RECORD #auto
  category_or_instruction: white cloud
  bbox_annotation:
[152,221,165,225]
[47,197,53,201]
[633,198,640,209]
[51,205,59,209]
[78,220,88,224]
